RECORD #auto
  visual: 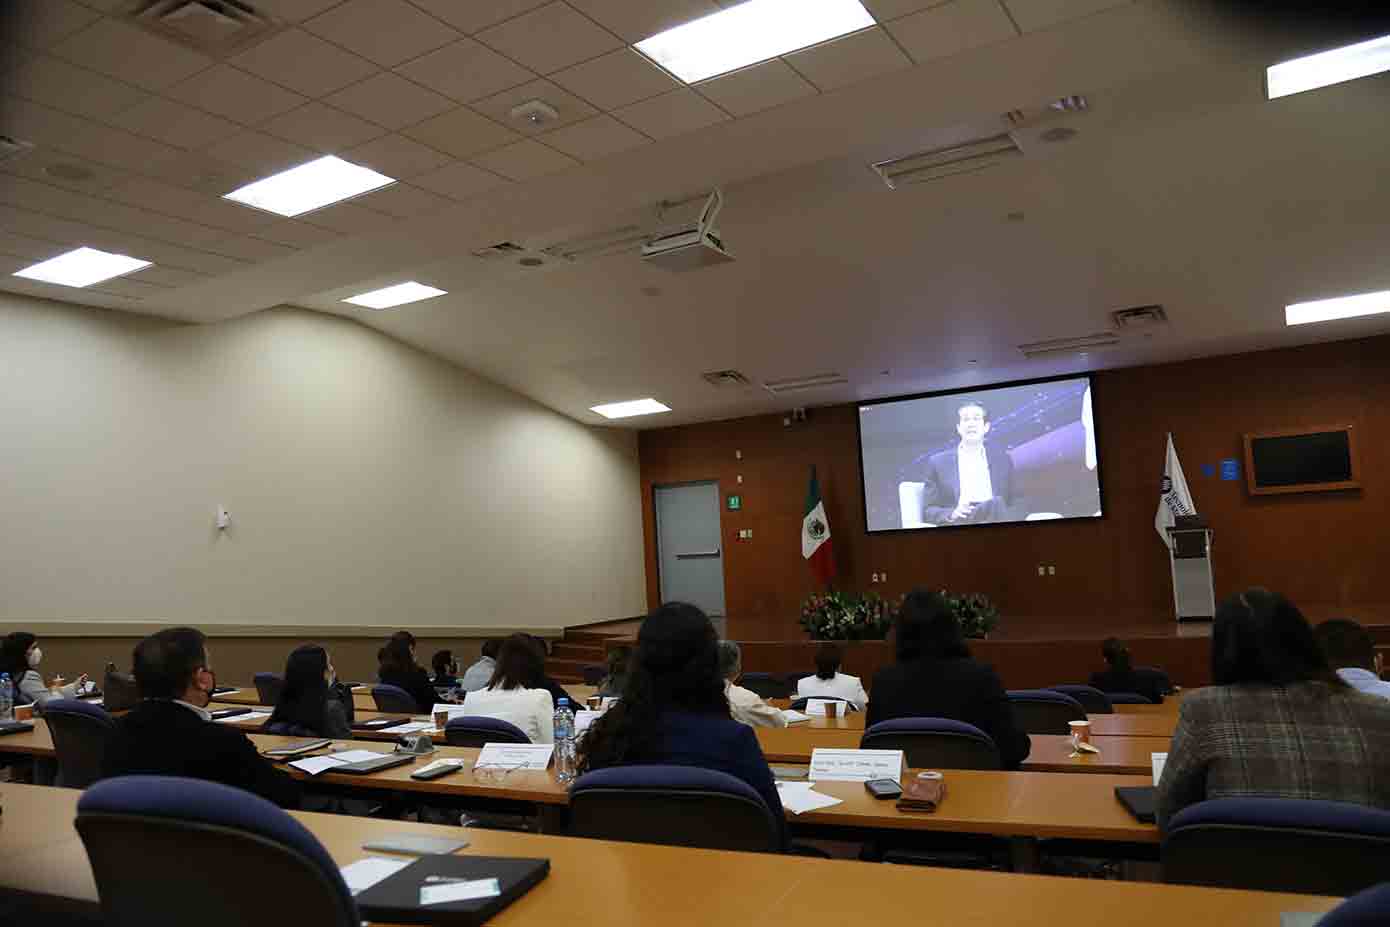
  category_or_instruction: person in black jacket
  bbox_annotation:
[867,589,1030,769]
[377,635,438,713]
[1089,638,1172,704]
[102,627,300,808]
[266,644,354,738]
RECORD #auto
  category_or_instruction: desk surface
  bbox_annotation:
[0,783,1339,927]
[1088,714,1177,737]
[214,684,601,711]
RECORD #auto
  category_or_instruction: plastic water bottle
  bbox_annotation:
[0,674,12,723]
[553,697,576,784]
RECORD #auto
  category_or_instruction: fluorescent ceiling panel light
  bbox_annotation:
[223,155,394,217]
[13,247,152,287]
[342,281,447,309]
[1266,33,1390,99]
[635,0,876,84]
[590,398,672,419]
[1285,289,1390,326]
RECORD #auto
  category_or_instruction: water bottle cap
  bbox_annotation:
[557,698,569,707]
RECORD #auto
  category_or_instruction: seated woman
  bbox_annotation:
[1089,638,1172,704]
[796,642,869,711]
[596,645,631,698]
[1156,588,1390,830]
[432,650,459,688]
[0,632,89,712]
[266,644,354,739]
[579,602,785,842]
[461,635,555,743]
[867,588,1030,769]
[377,635,439,714]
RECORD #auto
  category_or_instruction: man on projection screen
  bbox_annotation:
[920,400,1018,525]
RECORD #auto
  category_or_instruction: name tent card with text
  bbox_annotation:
[473,743,554,771]
[809,748,905,783]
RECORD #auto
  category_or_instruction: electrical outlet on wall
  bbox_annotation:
[1037,565,1045,576]
[1048,565,1056,576]
[871,572,880,583]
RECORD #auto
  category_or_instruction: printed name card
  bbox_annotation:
[808,748,905,783]
[473,743,554,771]
[1151,752,1168,785]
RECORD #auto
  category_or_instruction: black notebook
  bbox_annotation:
[210,707,252,720]
[334,753,415,775]
[354,718,409,731]
[1115,786,1156,823]
[0,721,35,736]
[354,855,549,925]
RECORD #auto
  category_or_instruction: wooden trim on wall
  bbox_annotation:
[17,621,566,638]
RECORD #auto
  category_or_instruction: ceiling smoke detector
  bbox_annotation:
[701,369,752,388]
[510,100,560,128]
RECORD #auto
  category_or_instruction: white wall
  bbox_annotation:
[0,292,646,632]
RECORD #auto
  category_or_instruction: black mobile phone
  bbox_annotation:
[864,778,902,800]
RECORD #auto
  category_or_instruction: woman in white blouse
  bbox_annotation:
[461,634,555,743]
[796,642,868,711]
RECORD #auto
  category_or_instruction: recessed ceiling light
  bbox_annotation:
[13,246,152,288]
[342,281,448,310]
[1266,33,1390,99]
[635,0,876,84]
[224,155,394,217]
[1285,289,1390,326]
[590,398,672,419]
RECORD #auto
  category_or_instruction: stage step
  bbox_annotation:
[551,642,606,661]
[564,630,624,645]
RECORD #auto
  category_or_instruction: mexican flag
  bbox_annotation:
[802,466,835,585]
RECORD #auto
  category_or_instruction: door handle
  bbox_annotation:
[675,549,721,559]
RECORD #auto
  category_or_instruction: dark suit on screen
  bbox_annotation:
[920,444,1016,525]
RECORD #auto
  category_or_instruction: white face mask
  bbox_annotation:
[27,647,42,668]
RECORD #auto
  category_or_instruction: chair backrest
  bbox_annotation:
[739,672,791,699]
[43,698,117,789]
[1106,692,1154,705]
[444,716,530,747]
[860,718,1002,770]
[581,664,606,686]
[253,672,284,705]
[371,683,418,713]
[569,764,781,853]
[1162,798,1390,896]
[1006,689,1086,734]
[1317,882,1390,926]
[77,775,358,927]
[1047,685,1114,714]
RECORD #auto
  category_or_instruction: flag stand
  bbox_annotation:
[1166,514,1214,622]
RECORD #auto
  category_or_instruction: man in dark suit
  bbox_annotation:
[920,399,1016,525]
[102,627,300,808]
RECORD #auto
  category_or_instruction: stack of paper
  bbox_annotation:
[290,749,385,775]
[216,710,270,724]
[781,709,811,724]
[387,721,435,734]
[775,781,843,815]
[575,710,600,735]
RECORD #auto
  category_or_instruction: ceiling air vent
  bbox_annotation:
[1002,95,1089,128]
[0,136,34,163]
[701,369,752,388]
[1018,333,1121,359]
[763,372,849,394]
[871,133,1022,189]
[128,1,280,56]
[1111,304,1169,330]
[538,225,649,263]
[471,241,527,260]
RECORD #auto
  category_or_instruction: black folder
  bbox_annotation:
[353,718,410,731]
[1115,786,1156,823]
[209,707,252,720]
[354,855,549,925]
[0,721,35,736]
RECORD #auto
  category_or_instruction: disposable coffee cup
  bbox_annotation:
[586,696,603,711]
[823,700,841,718]
[433,709,449,730]
[1069,720,1092,747]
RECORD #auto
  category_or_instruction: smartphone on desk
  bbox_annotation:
[864,778,902,800]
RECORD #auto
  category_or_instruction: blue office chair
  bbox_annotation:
[371,683,418,713]
[569,765,781,853]
[1163,798,1390,896]
[1317,882,1390,926]
[860,718,1001,770]
[1006,689,1086,735]
[444,716,530,747]
[1106,692,1154,705]
[253,672,284,705]
[76,775,358,927]
[1047,685,1113,714]
[43,698,117,788]
[740,672,792,699]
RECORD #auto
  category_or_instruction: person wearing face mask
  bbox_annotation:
[102,627,300,807]
[0,632,88,712]
[266,644,354,738]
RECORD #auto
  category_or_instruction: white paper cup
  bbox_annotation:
[1069,720,1092,747]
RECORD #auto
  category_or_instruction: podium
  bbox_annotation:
[1167,515,1214,622]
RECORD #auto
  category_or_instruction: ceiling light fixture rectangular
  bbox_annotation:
[1285,289,1390,326]
[1266,33,1390,99]
[342,281,447,310]
[635,0,876,84]
[590,398,672,419]
[223,155,395,217]
[13,246,152,287]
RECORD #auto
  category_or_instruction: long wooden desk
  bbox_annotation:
[214,683,601,712]
[1088,714,1177,737]
[0,783,1340,927]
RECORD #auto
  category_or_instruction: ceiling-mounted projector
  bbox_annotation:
[641,188,734,271]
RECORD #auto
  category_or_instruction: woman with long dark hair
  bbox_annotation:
[1156,588,1390,828]
[460,634,555,743]
[377,634,438,713]
[266,644,354,738]
[578,602,784,832]
[794,641,868,710]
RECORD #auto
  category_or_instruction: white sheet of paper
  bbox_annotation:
[340,857,412,895]
[334,749,390,763]
[574,710,599,734]
[808,748,905,783]
[775,781,843,815]
[290,755,349,775]
[216,710,270,724]
[420,878,501,906]
[388,721,435,734]
[781,710,810,724]
[473,743,553,770]
[1152,752,1168,785]
[804,699,837,717]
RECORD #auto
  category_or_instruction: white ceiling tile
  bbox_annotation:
[7,0,101,49]
[541,114,648,161]
[228,28,380,98]
[0,146,131,195]
[475,2,623,75]
[0,175,227,249]
[352,182,453,217]
[133,264,210,287]
[407,0,548,33]
[344,133,452,178]
[395,37,536,103]
[887,0,1019,64]
[168,65,309,125]
[550,48,679,111]
[261,102,386,152]
[208,235,299,262]
[326,72,456,131]
[472,79,598,137]
[469,138,578,181]
[301,199,391,234]
[0,228,72,260]
[304,0,460,67]
[249,0,345,22]
[87,274,171,298]
[784,27,912,91]
[208,131,316,174]
[1003,0,1130,33]
[567,0,718,42]
[68,0,125,10]
[103,177,278,234]
[1,50,151,119]
[49,18,214,92]
[411,160,510,200]
[862,0,952,22]
[253,221,342,248]
[0,98,182,174]
[116,96,244,150]
[152,150,262,197]
[697,59,817,117]
[402,106,521,159]
[612,89,727,140]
